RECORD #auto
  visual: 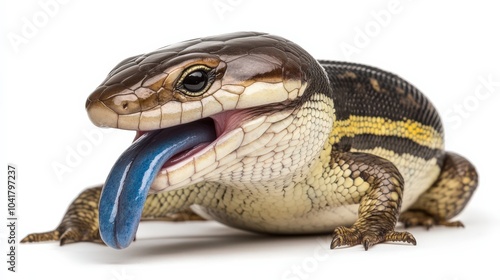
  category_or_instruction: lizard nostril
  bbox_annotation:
[103,94,140,115]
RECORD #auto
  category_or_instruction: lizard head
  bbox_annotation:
[85,32,333,249]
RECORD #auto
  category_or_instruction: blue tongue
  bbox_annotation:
[99,119,215,249]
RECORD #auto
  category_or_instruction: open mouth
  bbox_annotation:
[98,110,249,249]
[133,118,217,170]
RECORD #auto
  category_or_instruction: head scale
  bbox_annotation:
[86,32,330,130]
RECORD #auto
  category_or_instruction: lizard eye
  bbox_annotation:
[177,65,214,96]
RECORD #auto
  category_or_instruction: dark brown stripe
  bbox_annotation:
[334,134,443,161]
[319,60,443,135]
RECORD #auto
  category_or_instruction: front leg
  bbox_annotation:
[22,186,204,245]
[22,186,103,245]
[330,152,416,250]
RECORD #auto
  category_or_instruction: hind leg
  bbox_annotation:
[400,152,478,229]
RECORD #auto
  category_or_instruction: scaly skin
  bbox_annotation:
[399,152,478,229]
[22,32,478,250]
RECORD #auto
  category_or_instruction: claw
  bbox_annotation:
[59,228,78,246]
[330,236,341,249]
[21,230,60,243]
[330,226,362,249]
[362,239,371,251]
[331,224,417,250]
[440,220,464,228]
[362,234,377,251]
[60,237,73,246]
[385,231,417,245]
[400,210,465,230]
[409,236,417,245]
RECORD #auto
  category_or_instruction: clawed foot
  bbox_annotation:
[21,226,103,246]
[330,225,416,250]
[399,210,464,230]
[21,187,103,246]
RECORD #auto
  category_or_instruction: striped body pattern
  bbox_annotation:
[149,62,444,234]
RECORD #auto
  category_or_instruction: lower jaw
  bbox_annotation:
[134,109,257,173]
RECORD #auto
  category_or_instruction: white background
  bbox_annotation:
[1,1,500,280]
